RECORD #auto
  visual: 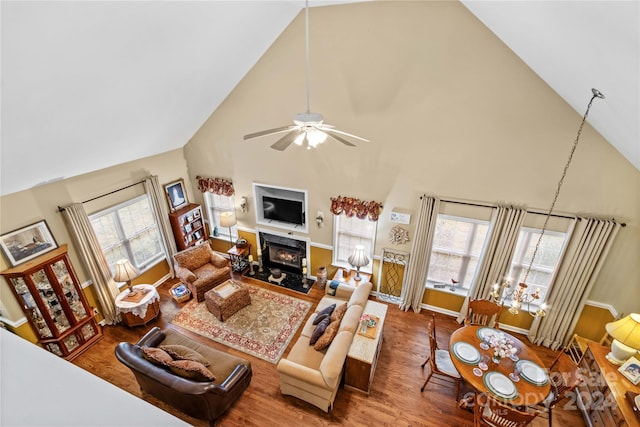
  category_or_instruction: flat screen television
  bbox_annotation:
[262,196,304,225]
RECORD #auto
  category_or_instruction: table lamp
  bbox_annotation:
[114,258,141,300]
[605,313,640,365]
[347,245,369,281]
[219,211,237,248]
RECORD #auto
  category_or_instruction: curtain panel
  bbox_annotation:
[399,196,440,312]
[528,218,621,349]
[196,176,235,196]
[457,205,527,323]
[143,176,178,276]
[330,195,383,221]
[61,203,121,325]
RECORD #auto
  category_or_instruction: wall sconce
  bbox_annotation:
[316,211,324,228]
[240,196,248,213]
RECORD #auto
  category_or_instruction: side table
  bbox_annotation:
[115,284,160,327]
[227,244,251,273]
[333,267,372,287]
[344,300,388,394]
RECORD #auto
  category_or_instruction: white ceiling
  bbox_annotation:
[1,1,638,196]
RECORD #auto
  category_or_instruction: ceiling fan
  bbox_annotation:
[243,0,368,151]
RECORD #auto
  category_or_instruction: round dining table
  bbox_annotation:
[449,325,551,406]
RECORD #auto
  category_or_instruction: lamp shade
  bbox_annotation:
[113,259,139,283]
[606,313,640,349]
[347,245,369,268]
[219,211,237,228]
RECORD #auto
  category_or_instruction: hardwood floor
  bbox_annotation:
[72,274,586,426]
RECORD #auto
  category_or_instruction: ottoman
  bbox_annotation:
[205,280,251,321]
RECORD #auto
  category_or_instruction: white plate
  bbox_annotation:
[484,372,518,399]
[452,342,481,364]
[476,327,496,340]
[516,360,549,385]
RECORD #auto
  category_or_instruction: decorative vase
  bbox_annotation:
[316,266,327,289]
[492,355,501,364]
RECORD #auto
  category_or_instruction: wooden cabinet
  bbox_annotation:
[576,342,640,427]
[169,203,205,250]
[1,244,102,360]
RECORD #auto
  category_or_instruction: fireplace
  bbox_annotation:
[258,232,307,275]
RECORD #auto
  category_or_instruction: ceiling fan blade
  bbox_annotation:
[244,125,294,140]
[322,129,356,147]
[270,131,301,151]
[318,125,369,142]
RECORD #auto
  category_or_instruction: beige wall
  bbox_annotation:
[184,1,639,316]
[0,149,190,323]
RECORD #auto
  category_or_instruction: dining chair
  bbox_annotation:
[420,313,461,394]
[474,393,539,427]
[465,299,503,329]
[531,352,583,427]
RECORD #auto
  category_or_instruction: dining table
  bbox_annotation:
[449,325,551,407]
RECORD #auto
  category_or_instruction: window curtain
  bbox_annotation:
[143,175,178,275]
[61,203,121,325]
[528,218,621,349]
[399,196,440,312]
[196,176,235,196]
[456,205,527,323]
[329,195,383,221]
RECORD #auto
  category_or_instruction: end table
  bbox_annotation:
[227,244,251,273]
[115,284,160,327]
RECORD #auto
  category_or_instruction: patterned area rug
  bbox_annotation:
[171,285,311,364]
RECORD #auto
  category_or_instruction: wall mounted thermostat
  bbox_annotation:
[390,211,411,224]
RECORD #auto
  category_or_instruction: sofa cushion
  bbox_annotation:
[193,264,228,286]
[314,319,341,351]
[309,317,331,345]
[339,305,364,334]
[141,346,173,366]
[168,359,216,382]
[330,302,348,323]
[347,282,372,308]
[159,344,210,366]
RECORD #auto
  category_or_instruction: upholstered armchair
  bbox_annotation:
[173,243,231,302]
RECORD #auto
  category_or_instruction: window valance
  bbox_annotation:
[196,176,235,196]
[330,195,383,221]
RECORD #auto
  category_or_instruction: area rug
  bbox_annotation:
[170,285,312,364]
[243,269,314,295]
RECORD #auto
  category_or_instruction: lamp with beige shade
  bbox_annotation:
[605,313,640,365]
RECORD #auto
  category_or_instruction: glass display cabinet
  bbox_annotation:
[1,244,102,360]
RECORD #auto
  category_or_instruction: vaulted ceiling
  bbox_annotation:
[1,1,638,196]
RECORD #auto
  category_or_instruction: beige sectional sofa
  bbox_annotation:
[276,280,373,412]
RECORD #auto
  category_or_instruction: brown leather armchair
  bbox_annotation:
[115,327,252,427]
[173,243,231,302]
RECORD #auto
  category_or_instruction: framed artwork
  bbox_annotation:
[164,178,188,211]
[619,356,640,385]
[0,220,58,267]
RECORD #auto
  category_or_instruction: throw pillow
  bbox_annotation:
[314,319,341,351]
[315,303,336,320]
[159,344,210,366]
[309,316,331,345]
[141,346,173,367]
[312,313,329,325]
[330,302,348,323]
[168,359,216,382]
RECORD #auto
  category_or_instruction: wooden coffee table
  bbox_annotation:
[345,300,388,394]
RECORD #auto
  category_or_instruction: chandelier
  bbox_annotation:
[491,88,605,318]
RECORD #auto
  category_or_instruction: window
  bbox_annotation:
[332,215,377,272]
[506,227,567,303]
[426,215,490,291]
[203,192,237,241]
[90,195,164,274]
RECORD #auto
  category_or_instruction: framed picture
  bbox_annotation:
[619,356,640,385]
[0,220,58,267]
[164,178,188,211]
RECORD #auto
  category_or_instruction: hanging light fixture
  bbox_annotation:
[491,88,605,317]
